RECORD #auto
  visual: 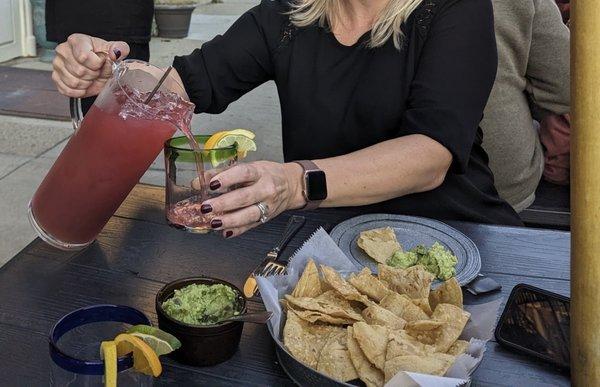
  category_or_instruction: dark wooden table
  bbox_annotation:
[0,184,571,386]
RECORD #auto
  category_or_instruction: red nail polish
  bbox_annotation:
[113,49,121,59]
[200,204,212,214]
[225,231,233,238]
[211,219,223,229]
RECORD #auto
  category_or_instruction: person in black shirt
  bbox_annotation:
[49,0,522,238]
[46,0,153,114]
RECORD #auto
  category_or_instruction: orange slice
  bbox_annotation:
[114,333,162,377]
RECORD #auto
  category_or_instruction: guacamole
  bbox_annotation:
[387,242,458,280]
[162,283,241,325]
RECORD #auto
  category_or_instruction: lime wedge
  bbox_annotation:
[205,129,257,166]
[126,325,181,356]
[214,133,257,159]
[226,128,256,139]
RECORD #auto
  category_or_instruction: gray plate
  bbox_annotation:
[330,214,481,286]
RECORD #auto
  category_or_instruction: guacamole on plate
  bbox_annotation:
[387,242,458,280]
[162,283,241,325]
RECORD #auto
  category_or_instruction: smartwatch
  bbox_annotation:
[293,160,328,210]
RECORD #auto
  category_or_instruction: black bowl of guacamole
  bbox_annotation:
[156,276,247,366]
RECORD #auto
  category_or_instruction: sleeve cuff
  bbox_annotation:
[172,51,213,114]
[402,107,476,174]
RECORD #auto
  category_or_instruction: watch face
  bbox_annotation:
[306,170,328,201]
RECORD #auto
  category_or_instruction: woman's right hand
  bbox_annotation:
[52,33,130,98]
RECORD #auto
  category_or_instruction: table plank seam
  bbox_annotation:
[112,213,169,228]
[162,359,288,383]
[60,260,169,286]
[112,212,289,248]
[482,270,569,282]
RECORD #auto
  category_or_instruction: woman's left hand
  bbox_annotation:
[200,161,305,237]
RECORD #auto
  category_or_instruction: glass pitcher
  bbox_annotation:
[29,59,194,250]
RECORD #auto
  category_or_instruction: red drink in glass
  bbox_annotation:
[29,60,194,250]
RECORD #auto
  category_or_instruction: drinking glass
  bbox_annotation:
[29,59,194,251]
[165,135,238,233]
[49,304,152,386]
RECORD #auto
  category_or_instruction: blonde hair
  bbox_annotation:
[289,0,424,49]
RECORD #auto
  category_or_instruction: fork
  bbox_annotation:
[243,215,306,297]
[261,215,306,275]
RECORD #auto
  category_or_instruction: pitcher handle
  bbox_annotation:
[69,97,84,132]
[68,53,121,132]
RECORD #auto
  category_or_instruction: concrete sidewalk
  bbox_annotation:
[0,0,282,265]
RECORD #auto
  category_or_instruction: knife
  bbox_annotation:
[243,215,306,298]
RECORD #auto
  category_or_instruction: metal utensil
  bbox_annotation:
[243,215,306,298]
[465,274,502,295]
[222,310,273,324]
[144,66,173,104]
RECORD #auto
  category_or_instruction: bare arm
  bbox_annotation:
[285,135,452,208]
[205,134,453,237]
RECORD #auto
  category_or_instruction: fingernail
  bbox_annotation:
[225,230,233,238]
[200,204,212,214]
[211,219,223,229]
[113,49,121,59]
[209,180,221,190]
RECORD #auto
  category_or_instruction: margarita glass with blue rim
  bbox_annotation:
[49,304,153,386]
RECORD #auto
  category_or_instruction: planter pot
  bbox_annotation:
[154,5,196,39]
[31,0,57,62]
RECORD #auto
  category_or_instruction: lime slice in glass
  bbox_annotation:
[215,134,257,158]
[126,325,181,356]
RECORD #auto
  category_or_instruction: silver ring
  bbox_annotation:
[256,202,269,223]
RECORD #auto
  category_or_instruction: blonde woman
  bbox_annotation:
[51,0,522,237]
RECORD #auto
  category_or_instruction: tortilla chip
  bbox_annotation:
[321,265,374,306]
[429,277,463,310]
[386,330,435,359]
[431,303,471,352]
[290,309,359,325]
[411,297,433,316]
[283,310,345,368]
[384,353,456,382]
[348,267,391,302]
[447,339,470,356]
[347,326,385,387]
[292,258,323,298]
[316,290,357,310]
[317,331,358,382]
[404,320,445,345]
[378,264,434,299]
[362,305,406,330]
[285,294,363,322]
[353,322,389,370]
[290,290,362,325]
[379,292,429,322]
[357,227,401,264]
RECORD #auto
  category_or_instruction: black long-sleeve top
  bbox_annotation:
[173,0,522,226]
